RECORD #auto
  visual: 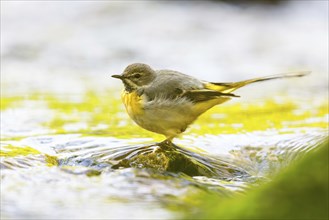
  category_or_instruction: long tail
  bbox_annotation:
[206,71,311,93]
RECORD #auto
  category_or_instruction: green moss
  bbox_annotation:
[183,139,329,219]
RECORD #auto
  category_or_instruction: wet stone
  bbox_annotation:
[110,141,250,179]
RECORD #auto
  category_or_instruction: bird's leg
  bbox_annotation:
[164,137,173,144]
[158,137,175,150]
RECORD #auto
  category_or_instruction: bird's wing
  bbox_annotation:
[142,70,205,101]
[181,89,239,103]
[141,70,239,103]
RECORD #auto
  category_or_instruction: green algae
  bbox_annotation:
[1,92,327,141]
[0,145,40,157]
[188,99,328,135]
[45,155,58,166]
[1,96,25,110]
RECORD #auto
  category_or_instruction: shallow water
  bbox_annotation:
[1,93,328,219]
[1,1,328,219]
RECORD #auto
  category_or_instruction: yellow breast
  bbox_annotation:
[121,91,144,117]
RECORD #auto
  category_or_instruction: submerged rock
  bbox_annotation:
[111,141,249,179]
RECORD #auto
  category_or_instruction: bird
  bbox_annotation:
[112,63,309,142]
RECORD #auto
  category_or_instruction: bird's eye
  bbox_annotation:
[134,73,141,79]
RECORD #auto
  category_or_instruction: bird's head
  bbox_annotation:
[112,63,156,92]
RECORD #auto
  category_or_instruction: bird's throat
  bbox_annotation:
[122,80,136,93]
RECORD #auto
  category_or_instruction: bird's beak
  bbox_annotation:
[111,74,124,80]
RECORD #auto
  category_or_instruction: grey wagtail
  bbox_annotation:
[112,63,309,142]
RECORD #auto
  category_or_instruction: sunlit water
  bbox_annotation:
[1,1,328,219]
[1,100,327,219]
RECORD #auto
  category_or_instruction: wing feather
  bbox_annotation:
[182,89,239,103]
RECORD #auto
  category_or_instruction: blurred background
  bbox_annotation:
[1,1,328,219]
[1,0,328,96]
